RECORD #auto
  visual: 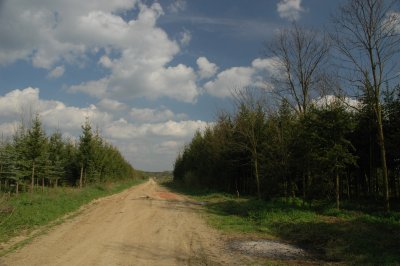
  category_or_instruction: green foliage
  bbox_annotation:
[0,115,138,194]
[174,87,400,212]
[169,185,400,264]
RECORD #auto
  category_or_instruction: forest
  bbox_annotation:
[0,115,137,194]
[173,0,400,212]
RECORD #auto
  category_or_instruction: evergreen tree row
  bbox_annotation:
[0,116,137,194]
[173,87,400,210]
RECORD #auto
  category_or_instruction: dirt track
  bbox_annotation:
[0,179,246,266]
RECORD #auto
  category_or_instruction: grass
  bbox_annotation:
[0,178,145,246]
[164,181,400,265]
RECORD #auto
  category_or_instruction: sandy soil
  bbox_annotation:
[0,179,249,266]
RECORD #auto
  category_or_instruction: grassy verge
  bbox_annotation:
[0,178,145,245]
[164,181,400,265]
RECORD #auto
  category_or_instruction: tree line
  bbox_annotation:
[0,115,138,194]
[174,0,400,211]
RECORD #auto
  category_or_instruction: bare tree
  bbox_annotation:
[231,88,267,199]
[332,0,400,212]
[266,23,331,115]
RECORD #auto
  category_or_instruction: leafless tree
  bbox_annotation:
[266,23,331,115]
[332,0,400,212]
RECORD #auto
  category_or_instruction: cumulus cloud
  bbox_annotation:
[204,58,276,98]
[68,4,199,103]
[0,87,206,171]
[277,0,305,21]
[196,57,218,79]
[48,65,65,79]
[0,1,200,103]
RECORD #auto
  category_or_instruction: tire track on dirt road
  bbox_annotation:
[0,179,249,266]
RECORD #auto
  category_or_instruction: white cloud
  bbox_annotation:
[196,57,218,79]
[67,4,199,103]
[0,1,200,103]
[69,78,109,98]
[0,122,19,137]
[0,87,38,117]
[314,95,361,110]
[104,119,207,139]
[97,98,127,111]
[204,67,254,98]
[48,65,65,79]
[130,107,187,123]
[179,29,192,46]
[277,0,305,21]
[168,0,186,13]
[204,58,276,98]
[0,1,138,67]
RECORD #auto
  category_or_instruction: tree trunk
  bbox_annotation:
[347,173,350,199]
[31,161,35,193]
[79,165,83,189]
[42,177,44,192]
[55,178,58,188]
[336,169,340,210]
[376,104,390,212]
[284,180,288,202]
[16,181,19,195]
[254,156,261,199]
[302,173,306,204]
[291,180,296,198]
[84,170,87,187]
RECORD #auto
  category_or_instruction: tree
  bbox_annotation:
[232,88,267,199]
[332,0,400,211]
[305,103,357,209]
[269,99,297,199]
[266,22,330,115]
[78,118,93,188]
[48,131,66,188]
[26,114,47,192]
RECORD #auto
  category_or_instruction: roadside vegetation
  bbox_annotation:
[0,179,144,246]
[173,0,400,264]
[166,181,400,264]
[0,114,144,246]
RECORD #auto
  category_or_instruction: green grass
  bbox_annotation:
[0,178,145,245]
[165,181,400,265]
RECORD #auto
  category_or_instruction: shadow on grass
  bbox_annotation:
[163,181,400,264]
[205,198,400,264]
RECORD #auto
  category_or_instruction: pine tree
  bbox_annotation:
[48,131,66,188]
[78,118,93,188]
[26,114,47,192]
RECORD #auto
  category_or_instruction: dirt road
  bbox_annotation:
[0,179,246,266]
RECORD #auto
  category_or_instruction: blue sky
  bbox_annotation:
[0,0,339,171]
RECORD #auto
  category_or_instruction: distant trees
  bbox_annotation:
[0,115,138,195]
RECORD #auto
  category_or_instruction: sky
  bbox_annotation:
[0,0,340,171]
